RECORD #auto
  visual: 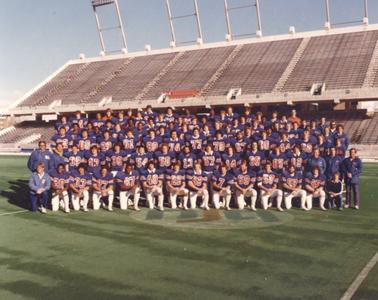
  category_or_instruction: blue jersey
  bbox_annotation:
[93,172,114,191]
[166,169,186,188]
[49,170,70,190]
[178,153,197,171]
[84,151,105,174]
[304,172,326,191]
[51,133,72,149]
[234,169,256,189]
[143,136,162,153]
[49,152,67,172]
[75,137,96,151]
[120,136,137,154]
[199,151,221,172]
[115,170,140,190]
[130,152,152,170]
[298,137,317,155]
[69,117,87,128]
[155,151,176,171]
[140,169,164,186]
[97,137,116,152]
[246,150,265,172]
[269,152,288,174]
[282,171,303,192]
[187,135,203,153]
[209,137,228,153]
[221,153,240,171]
[212,171,233,191]
[64,150,84,171]
[288,151,307,171]
[257,171,279,189]
[186,170,208,190]
[69,170,92,191]
[165,138,183,153]
[106,150,127,171]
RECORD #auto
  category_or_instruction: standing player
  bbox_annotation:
[106,143,127,176]
[233,160,258,210]
[257,162,283,211]
[69,164,92,211]
[84,145,105,174]
[186,162,209,210]
[115,164,141,211]
[282,164,307,210]
[342,148,362,209]
[50,163,70,213]
[212,164,232,210]
[141,161,164,211]
[92,166,114,211]
[166,162,188,209]
[304,166,326,210]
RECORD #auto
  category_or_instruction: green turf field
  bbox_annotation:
[0,155,377,300]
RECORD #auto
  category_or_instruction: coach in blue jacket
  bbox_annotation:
[28,162,51,213]
[27,141,52,172]
[342,148,362,209]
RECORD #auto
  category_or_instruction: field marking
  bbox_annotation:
[0,210,28,216]
[340,251,378,300]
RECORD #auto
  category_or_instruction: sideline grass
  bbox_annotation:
[0,156,377,300]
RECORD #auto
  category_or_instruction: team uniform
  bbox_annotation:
[282,171,307,210]
[141,169,164,210]
[49,170,70,212]
[186,170,209,209]
[304,172,326,210]
[115,170,140,210]
[233,169,257,210]
[257,171,283,210]
[69,170,92,211]
[166,169,188,209]
[92,172,114,210]
[212,170,232,209]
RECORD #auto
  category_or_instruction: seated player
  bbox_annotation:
[257,162,283,211]
[282,164,307,210]
[92,166,114,211]
[325,172,343,210]
[166,162,188,209]
[69,163,92,211]
[141,161,164,211]
[212,164,233,210]
[50,163,70,212]
[233,160,257,210]
[115,164,141,211]
[186,161,209,210]
[304,166,326,210]
[28,162,51,213]
[155,143,175,172]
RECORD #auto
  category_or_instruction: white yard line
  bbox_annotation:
[340,251,378,300]
[0,210,28,216]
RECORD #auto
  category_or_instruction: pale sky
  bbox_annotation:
[1,0,377,108]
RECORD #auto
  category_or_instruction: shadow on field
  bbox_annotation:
[0,179,30,210]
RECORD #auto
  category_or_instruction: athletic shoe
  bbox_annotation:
[204,206,210,211]
[320,206,327,211]
[268,202,272,208]
[64,209,70,213]
[108,207,113,211]
[41,207,47,214]
[158,206,164,211]
[251,206,256,211]
[355,205,359,210]
[344,204,349,208]
[134,207,141,211]
[183,206,188,210]
[226,207,231,211]
[277,207,284,212]
[83,208,88,212]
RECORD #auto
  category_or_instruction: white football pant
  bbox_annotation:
[52,191,70,212]
[213,188,232,209]
[146,187,164,209]
[93,190,114,210]
[71,190,89,211]
[260,189,283,210]
[119,187,141,210]
[190,189,209,209]
[235,188,257,210]
[306,190,326,210]
[284,189,307,210]
[169,188,189,209]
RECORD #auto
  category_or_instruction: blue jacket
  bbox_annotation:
[27,149,52,172]
[325,155,343,179]
[307,156,327,175]
[342,157,363,184]
[49,152,67,173]
[28,172,51,195]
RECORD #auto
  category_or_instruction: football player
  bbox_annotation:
[282,164,307,210]
[92,166,114,211]
[257,162,283,211]
[166,162,188,209]
[115,164,141,211]
[141,161,164,211]
[69,163,92,211]
[186,161,209,210]
[212,164,232,210]
[233,160,258,210]
[304,166,326,210]
[50,163,70,212]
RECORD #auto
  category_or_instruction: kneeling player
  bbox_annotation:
[282,164,307,210]
[166,162,188,209]
[141,161,164,211]
[212,164,232,210]
[115,164,141,211]
[186,162,209,210]
[257,162,283,211]
[304,166,326,210]
[92,166,114,211]
[70,164,92,211]
[233,161,257,210]
[50,163,70,212]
